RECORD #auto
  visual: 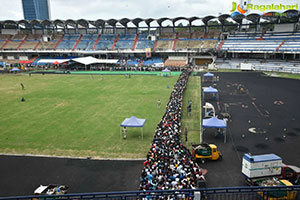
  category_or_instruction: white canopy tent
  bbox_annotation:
[71,56,118,65]
[37,59,70,64]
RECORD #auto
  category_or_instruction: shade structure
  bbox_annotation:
[18,60,26,64]
[71,56,119,65]
[202,116,227,143]
[204,72,214,77]
[120,116,146,139]
[38,59,70,64]
[25,60,33,64]
[121,116,146,127]
[52,61,60,65]
[10,67,21,72]
[203,86,218,93]
[162,68,171,72]
[202,116,226,128]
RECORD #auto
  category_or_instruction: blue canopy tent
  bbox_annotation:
[202,116,227,143]
[120,116,146,139]
[162,68,171,77]
[204,72,214,77]
[203,86,219,100]
[10,67,21,72]
[203,72,214,83]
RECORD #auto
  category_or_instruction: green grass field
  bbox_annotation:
[0,74,179,158]
[181,76,201,149]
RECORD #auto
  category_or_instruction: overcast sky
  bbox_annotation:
[0,0,233,21]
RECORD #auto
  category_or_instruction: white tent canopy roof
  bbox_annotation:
[37,57,119,65]
[71,56,119,65]
[37,59,70,64]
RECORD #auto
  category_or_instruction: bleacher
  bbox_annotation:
[135,34,154,50]
[164,57,187,67]
[142,58,164,66]
[216,58,300,73]
[56,34,80,50]
[221,31,300,53]
[94,34,115,50]
[156,40,173,50]
[74,34,98,50]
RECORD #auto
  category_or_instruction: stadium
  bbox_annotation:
[1,0,300,199]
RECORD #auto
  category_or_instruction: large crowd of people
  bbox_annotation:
[139,68,206,191]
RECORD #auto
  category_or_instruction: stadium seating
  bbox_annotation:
[156,40,173,49]
[222,31,300,53]
[160,32,175,39]
[176,40,189,49]
[56,34,80,50]
[177,32,191,39]
[142,58,164,66]
[164,58,187,67]
[115,40,133,49]
[0,34,12,40]
[0,41,6,48]
[12,33,26,40]
[3,41,21,50]
[19,41,39,50]
[95,40,114,50]
[135,40,154,49]
[191,31,205,39]
[27,34,42,40]
[135,35,154,50]
[36,41,57,50]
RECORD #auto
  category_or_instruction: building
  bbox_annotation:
[22,0,50,20]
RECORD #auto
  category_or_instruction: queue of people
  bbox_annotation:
[140,68,206,191]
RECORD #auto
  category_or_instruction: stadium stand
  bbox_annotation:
[94,34,115,50]
[160,32,175,39]
[56,34,80,50]
[191,31,205,39]
[221,31,300,53]
[135,34,154,50]
[164,57,187,67]
[142,58,164,66]
[156,40,173,50]
[114,34,135,50]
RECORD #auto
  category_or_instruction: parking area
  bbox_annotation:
[201,72,300,187]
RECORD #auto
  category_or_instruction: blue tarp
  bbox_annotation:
[203,86,218,93]
[120,116,146,127]
[204,72,214,77]
[202,116,226,128]
[10,67,21,72]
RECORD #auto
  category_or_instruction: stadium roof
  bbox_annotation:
[0,10,299,29]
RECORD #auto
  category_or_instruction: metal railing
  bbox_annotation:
[1,185,299,200]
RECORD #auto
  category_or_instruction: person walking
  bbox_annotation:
[157,99,161,108]
[184,127,188,142]
[20,83,25,90]
[123,127,127,139]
